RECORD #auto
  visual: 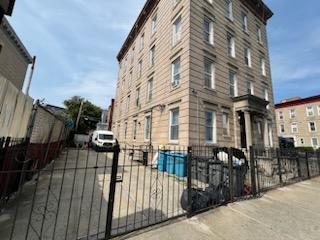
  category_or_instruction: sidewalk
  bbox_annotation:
[126,177,320,240]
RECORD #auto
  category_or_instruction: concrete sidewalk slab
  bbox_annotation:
[127,177,320,240]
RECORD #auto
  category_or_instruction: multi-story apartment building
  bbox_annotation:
[275,95,320,149]
[112,0,277,149]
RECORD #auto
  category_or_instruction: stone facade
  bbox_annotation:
[112,0,277,149]
[275,95,320,149]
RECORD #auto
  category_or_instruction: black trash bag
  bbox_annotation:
[180,188,210,212]
[205,183,230,205]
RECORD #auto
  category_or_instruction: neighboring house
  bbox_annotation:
[275,95,320,149]
[0,17,32,90]
[112,0,277,149]
[106,99,115,131]
[0,17,33,138]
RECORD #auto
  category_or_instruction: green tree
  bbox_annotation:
[64,96,102,134]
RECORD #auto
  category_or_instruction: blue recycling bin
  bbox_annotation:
[174,153,187,177]
[158,151,168,172]
[166,152,176,174]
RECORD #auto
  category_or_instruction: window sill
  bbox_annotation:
[225,16,234,24]
[172,40,182,50]
[170,84,181,92]
[168,141,179,145]
[203,86,217,93]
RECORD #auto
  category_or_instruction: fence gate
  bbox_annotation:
[106,145,189,238]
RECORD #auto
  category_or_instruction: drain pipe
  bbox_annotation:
[26,56,36,96]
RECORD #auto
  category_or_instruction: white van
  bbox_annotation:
[91,130,116,151]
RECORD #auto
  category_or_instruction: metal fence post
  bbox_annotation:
[305,151,310,179]
[249,147,257,196]
[296,150,302,178]
[187,146,193,218]
[105,144,120,239]
[228,148,234,202]
[317,151,320,175]
[277,149,283,185]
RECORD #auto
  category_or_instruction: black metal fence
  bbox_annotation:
[0,143,320,240]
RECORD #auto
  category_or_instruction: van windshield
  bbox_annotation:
[98,134,113,140]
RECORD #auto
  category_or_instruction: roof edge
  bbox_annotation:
[1,17,33,64]
[275,95,320,109]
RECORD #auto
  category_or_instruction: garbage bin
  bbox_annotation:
[158,150,168,172]
[166,152,176,174]
[174,153,187,177]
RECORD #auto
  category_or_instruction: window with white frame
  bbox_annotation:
[169,108,179,141]
[222,113,230,136]
[306,106,314,117]
[241,12,248,32]
[244,47,252,67]
[260,57,266,76]
[312,138,319,148]
[291,123,298,133]
[264,88,269,109]
[204,59,215,89]
[144,116,151,141]
[309,122,316,132]
[246,80,254,95]
[289,109,296,119]
[229,70,237,97]
[172,16,182,46]
[138,60,142,78]
[140,33,144,50]
[147,78,153,101]
[151,14,157,34]
[257,26,262,44]
[318,105,320,115]
[149,46,155,67]
[204,17,214,45]
[205,111,217,143]
[268,123,273,147]
[133,120,138,140]
[280,124,285,134]
[171,57,181,87]
[227,32,235,58]
[279,111,284,120]
[135,87,140,107]
[226,0,233,20]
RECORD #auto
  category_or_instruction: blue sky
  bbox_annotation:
[7,0,320,108]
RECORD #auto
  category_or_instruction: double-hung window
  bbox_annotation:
[309,122,316,132]
[149,46,155,67]
[204,59,215,89]
[227,32,235,58]
[226,0,233,20]
[291,123,298,133]
[312,138,319,148]
[133,120,138,140]
[280,124,285,134]
[242,12,248,32]
[169,109,179,141]
[147,78,153,101]
[306,106,314,117]
[279,111,284,120]
[144,116,151,141]
[172,16,182,46]
[135,88,140,107]
[222,113,230,136]
[138,60,142,78]
[151,14,157,34]
[257,26,263,44]
[246,80,254,95]
[229,71,237,97]
[289,109,296,119]
[172,57,181,87]
[244,47,251,67]
[205,111,216,143]
[204,17,214,45]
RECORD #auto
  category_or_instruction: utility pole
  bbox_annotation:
[75,100,84,133]
[26,56,36,96]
